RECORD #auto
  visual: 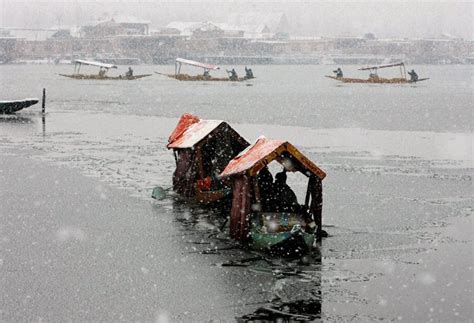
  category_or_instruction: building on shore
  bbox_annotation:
[80,16,150,38]
[2,13,472,66]
[225,12,290,39]
[0,35,20,64]
[161,13,289,40]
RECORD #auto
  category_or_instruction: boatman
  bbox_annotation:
[203,69,210,80]
[369,69,378,79]
[273,170,299,213]
[245,66,254,79]
[227,68,238,81]
[333,67,343,78]
[125,66,134,78]
[98,68,106,77]
[408,69,418,82]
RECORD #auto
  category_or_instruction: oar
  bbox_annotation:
[151,186,172,200]
[154,71,169,76]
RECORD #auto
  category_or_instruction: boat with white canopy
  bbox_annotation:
[326,62,429,84]
[60,59,151,80]
[155,58,253,81]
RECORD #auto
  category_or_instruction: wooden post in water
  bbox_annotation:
[41,88,46,137]
[41,88,46,114]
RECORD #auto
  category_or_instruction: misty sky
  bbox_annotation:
[1,0,472,39]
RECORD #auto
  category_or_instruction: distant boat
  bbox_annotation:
[155,58,254,82]
[326,62,429,84]
[59,59,151,80]
[0,98,39,114]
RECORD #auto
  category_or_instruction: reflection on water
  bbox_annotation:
[42,114,46,137]
[237,252,322,322]
[171,197,230,234]
[238,299,321,322]
[158,195,324,321]
[0,114,34,124]
[0,113,47,139]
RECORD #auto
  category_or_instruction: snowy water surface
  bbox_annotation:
[0,64,472,321]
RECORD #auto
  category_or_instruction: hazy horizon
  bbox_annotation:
[1,0,472,40]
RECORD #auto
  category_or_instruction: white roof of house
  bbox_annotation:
[212,23,243,32]
[227,13,286,32]
[193,22,222,32]
[112,16,151,25]
[83,16,150,27]
[165,21,223,35]
[165,21,202,32]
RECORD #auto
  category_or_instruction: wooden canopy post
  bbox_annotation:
[308,175,323,238]
[229,175,252,241]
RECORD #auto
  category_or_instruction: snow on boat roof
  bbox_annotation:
[220,136,326,179]
[176,58,220,70]
[74,59,117,69]
[167,113,225,149]
[0,98,39,104]
[359,62,404,70]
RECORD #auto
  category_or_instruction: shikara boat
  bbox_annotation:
[166,113,249,206]
[326,62,429,84]
[60,59,151,80]
[0,98,39,114]
[155,58,252,82]
[219,137,327,254]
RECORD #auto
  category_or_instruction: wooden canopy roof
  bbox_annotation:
[167,113,247,149]
[220,136,326,179]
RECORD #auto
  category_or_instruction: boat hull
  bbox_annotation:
[194,186,232,205]
[326,75,429,84]
[0,99,39,114]
[59,74,151,80]
[326,75,408,83]
[250,229,315,256]
[170,185,232,208]
[160,73,249,82]
[249,213,316,256]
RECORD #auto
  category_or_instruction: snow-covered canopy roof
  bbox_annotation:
[176,58,220,70]
[220,136,326,179]
[74,59,117,69]
[167,114,226,149]
[0,98,39,104]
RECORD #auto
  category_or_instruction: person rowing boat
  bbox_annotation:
[245,66,254,79]
[125,67,134,78]
[408,69,419,82]
[227,68,238,81]
[333,67,343,78]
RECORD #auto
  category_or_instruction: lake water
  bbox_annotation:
[0,64,472,321]
[1,64,472,132]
